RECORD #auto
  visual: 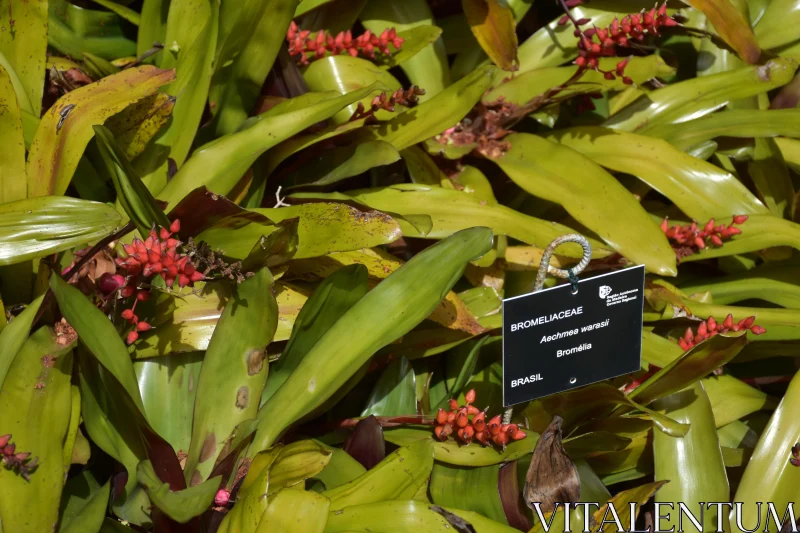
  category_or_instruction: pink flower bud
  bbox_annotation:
[215,489,231,506]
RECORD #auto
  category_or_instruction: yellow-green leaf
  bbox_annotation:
[462,0,518,71]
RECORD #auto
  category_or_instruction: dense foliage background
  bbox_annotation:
[0,0,799,531]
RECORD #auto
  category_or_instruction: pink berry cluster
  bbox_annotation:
[661,215,747,259]
[114,220,204,344]
[434,389,526,449]
[0,434,37,482]
[287,21,404,66]
[564,3,679,82]
[676,314,766,351]
[349,86,425,122]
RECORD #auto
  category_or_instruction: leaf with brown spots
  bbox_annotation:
[105,93,175,160]
[26,65,175,197]
[523,416,581,513]
[184,268,279,484]
[462,0,518,71]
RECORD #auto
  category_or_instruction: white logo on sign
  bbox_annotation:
[598,286,612,299]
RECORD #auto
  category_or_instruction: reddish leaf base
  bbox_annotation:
[434,389,526,449]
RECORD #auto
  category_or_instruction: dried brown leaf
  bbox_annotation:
[523,416,581,512]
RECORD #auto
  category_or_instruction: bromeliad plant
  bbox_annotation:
[1,0,800,532]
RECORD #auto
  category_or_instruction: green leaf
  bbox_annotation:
[303,55,403,124]
[282,141,401,189]
[0,0,48,115]
[462,0,517,71]
[754,0,800,49]
[363,65,496,151]
[263,264,368,405]
[105,93,175,160]
[325,500,519,533]
[137,0,170,58]
[0,64,27,203]
[376,25,444,70]
[51,275,146,413]
[58,471,111,533]
[550,127,770,221]
[652,382,730,533]
[251,227,494,453]
[135,0,219,192]
[0,327,73,533]
[48,0,137,59]
[136,460,220,524]
[430,462,508,524]
[157,86,384,210]
[0,196,122,266]
[748,137,795,218]
[485,56,675,106]
[253,489,330,533]
[589,482,667,533]
[603,58,797,132]
[362,356,417,417]
[185,268,278,484]
[93,125,170,235]
[0,294,43,389]
[493,133,676,275]
[679,261,800,307]
[645,109,800,151]
[734,369,800,528]
[360,0,451,100]
[702,374,777,428]
[313,442,367,491]
[323,439,434,509]
[209,0,297,136]
[78,351,150,525]
[629,333,748,405]
[26,65,175,198]
[198,202,402,260]
[87,0,141,24]
[134,352,204,455]
[292,185,612,258]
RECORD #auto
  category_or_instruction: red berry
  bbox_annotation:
[473,412,486,432]
[121,309,135,321]
[126,331,139,344]
[750,325,767,335]
[488,415,502,436]
[136,321,152,332]
[465,389,476,404]
[511,430,527,440]
[707,316,717,331]
[456,408,469,428]
[732,215,748,224]
[723,314,734,329]
[436,409,448,425]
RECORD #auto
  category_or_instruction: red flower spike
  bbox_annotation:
[707,316,717,331]
[159,227,171,240]
[170,219,181,233]
[723,314,734,329]
[126,331,139,344]
[697,322,708,337]
[739,316,755,329]
[465,389,476,404]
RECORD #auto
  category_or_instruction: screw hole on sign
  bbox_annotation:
[569,377,577,384]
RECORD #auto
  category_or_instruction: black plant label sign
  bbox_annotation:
[502,265,645,406]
